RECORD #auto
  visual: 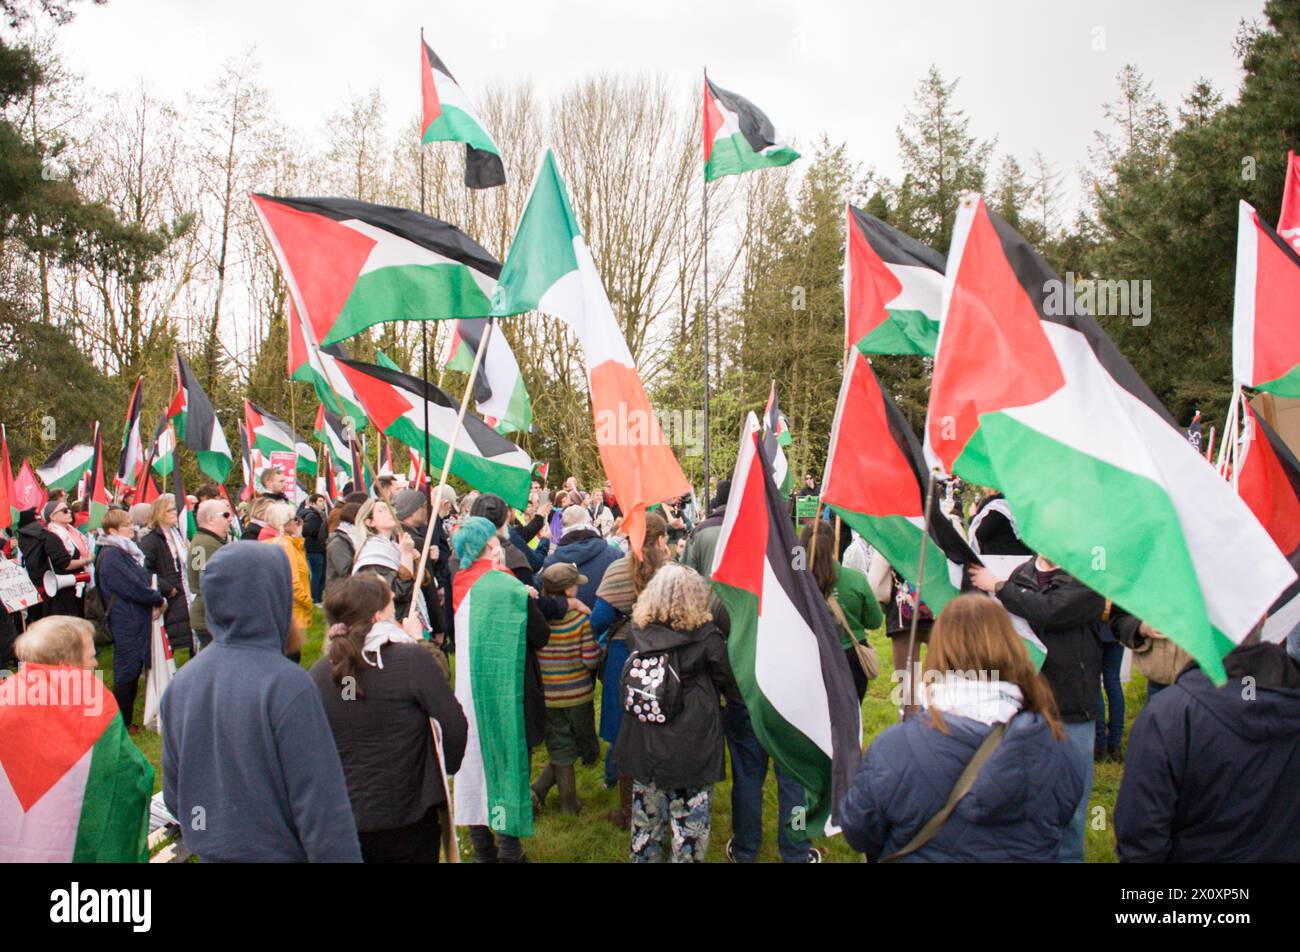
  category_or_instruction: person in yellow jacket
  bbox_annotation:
[258,502,313,664]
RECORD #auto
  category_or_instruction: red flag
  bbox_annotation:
[0,425,16,529]
[1232,199,1300,397]
[1278,150,1300,255]
[14,460,46,513]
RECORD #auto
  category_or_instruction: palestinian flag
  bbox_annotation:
[1237,402,1300,643]
[314,404,354,477]
[238,421,254,502]
[251,193,500,347]
[141,608,176,733]
[925,194,1295,685]
[451,559,532,837]
[287,299,369,430]
[244,401,296,456]
[147,414,175,480]
[0,666,153,861]
[336,357,532,509]
[824,349,978,617]
[408,447,427,492]
[349,439,371,495]
[321,451,339,502]
[167,351,232,482]
[762,381,793,496]
[845,205,946,357]
[36,438,93,493]
[0,425,17,529]
[15,460,47,513]
[83,424,110,533]
[1232,200,1300,397]
[710,413,860,836]
[533,461,549,484]
[1279,150,1300,255]
[703,74,799,182]
[420,36,505,190]
[491,150,689,551]
[115,377,145,489]
[296,439,317,480]
[443,318,533,435]
[378,438,395,477]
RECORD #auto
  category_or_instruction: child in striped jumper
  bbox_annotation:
[531,562,602,814]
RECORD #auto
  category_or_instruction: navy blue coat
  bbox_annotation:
[838,710,1084,862]
[539,529,621,607]
[1115,642,1300,862]
[95,543,165,681]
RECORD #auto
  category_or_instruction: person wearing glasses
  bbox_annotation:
[139,494,195,660]
[186,500,231,651]
[95,508,167,733]
[41,499,92,618]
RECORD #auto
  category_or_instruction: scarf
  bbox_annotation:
[923,674,1023,726]
[47,521,89,560]
[361,618,418,669]
[98,532,146,567]
[162,525,194,607]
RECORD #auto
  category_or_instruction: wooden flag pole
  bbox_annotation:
[407,317,494,617]
[701,66,712,515]
[903,467,940,719]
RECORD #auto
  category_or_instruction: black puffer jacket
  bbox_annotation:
[613,620,739,789]
[995,560,1104,722]
[139,526,192,651]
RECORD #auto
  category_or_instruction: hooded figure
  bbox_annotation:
[160,542,361,862]
[539,506,621,607]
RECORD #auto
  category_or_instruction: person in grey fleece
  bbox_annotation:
[161,541,361,862]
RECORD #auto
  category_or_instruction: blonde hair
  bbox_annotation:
[632,562,712,632]
[263,501,297,532]
[15,616,93,665]
[246,496,273,525]
[101,509,132,533]
[147,493,176,529]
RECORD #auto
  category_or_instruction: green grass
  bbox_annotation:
[102,610,1146,862]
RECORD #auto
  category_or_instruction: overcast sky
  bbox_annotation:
[46,0,1264,207]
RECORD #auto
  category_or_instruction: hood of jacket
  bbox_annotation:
[201,541,293,651]
[552,532,611,564]
[629,620,710,653]
[1175,642,1300,743]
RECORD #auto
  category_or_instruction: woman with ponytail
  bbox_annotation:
[309,574,468,863]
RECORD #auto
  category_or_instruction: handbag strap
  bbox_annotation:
[879,720,1009,863]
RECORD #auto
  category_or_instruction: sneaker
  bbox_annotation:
[805,846,825,863]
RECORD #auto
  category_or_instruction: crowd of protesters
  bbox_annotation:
[1,459,1298,866]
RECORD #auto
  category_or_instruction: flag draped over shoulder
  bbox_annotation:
[824,349,977,616]
[703,75,799,182]
[168,351,232,482]
[115,377,145,489]
[925,194,1295,685]
[845,205,946,357]
[36,438,93,493]
[452,559,531,837]
[0,665,153,861]
[336,357,532,509]
[442,317,533,435]
[420,37,505,190]
[710,413,861,836]
[1232,199,1300,397]
[250,193,500,347]
[1237,402,1300,643]
[491,150,689,552]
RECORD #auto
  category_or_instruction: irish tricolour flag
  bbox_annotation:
[336,357,533,509]
[421,37,505,190]
[491,150,689,553]
[711,413,861,836]
[1232,199,1300,398]
[251,193,499,347]
[845,205,946,357]
[926,195,1295,685]
[36,438,93,493]
[0,665,153,861]
[452,559,532,838]
[703,74,799,182]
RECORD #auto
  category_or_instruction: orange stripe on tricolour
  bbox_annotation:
[927,198,1064,472]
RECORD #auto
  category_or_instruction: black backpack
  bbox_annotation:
[620,644,684,724]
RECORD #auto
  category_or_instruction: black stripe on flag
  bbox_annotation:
[176,352,220,451]
[706,79,780,154]
[849,205,946,272]
[751,434,861,827]
[465,145,506,190]
[252,195,501,279]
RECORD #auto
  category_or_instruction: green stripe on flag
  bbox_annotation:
[72,718,154,862]
[828,507,962,615]
[322,264,493,346]
[387,417,530,510]
[422,102,500,155]
[856,308,939,357]
[705,133,799,182]
[1253,363,1300,399]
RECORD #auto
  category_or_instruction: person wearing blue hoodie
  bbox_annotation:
[539,505,621,609]
[838,595,1084,862]
[160,541,362,863]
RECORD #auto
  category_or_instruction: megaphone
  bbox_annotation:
[43,570,90,598]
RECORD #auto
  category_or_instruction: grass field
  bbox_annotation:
[104,605,1146,863]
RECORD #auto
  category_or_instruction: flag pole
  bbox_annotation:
[422,322,432,506]
[701,67,712,515]
[1216,384,1241,475]
[407,317,494,618]
[903,467,940,719]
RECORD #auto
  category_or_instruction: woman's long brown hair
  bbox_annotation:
[323,574,392,698]
[924,593,1064,740]
[630,511,669,597]
[799,520,839,598]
